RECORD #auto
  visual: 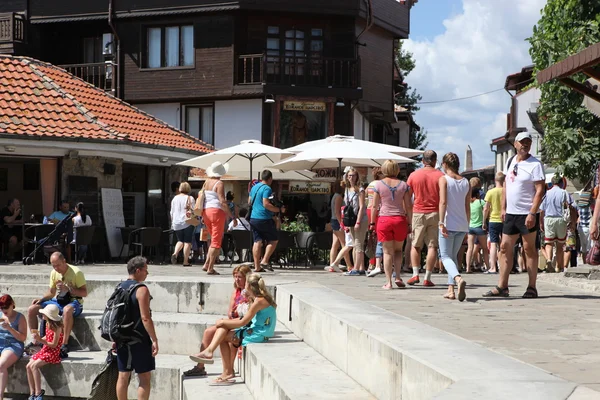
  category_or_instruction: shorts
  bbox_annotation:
[203,208,226,248]
[412,212,439,248]
[468,226,486,236]
[40,299,83,318]
[175,225,194,244]
[349,221,368,252]
[579,226,591,253]
[0,343,24,358]
[488,222,503,244]
[250,218,278,243]
[503,214,539,236]
[377,216,408,242]
[117,341,156,373]
[544,216,567,244]
[565,229,577,250]
[345,231,353,247]
[330,219,341,232]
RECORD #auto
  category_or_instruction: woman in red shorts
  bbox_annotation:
[369,160,412,289]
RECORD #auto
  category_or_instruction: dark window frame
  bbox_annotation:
[143,24,194,69]
[182,103,216,146]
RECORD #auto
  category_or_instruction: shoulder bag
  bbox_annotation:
[185,196,200,227]
[193,182,206,216]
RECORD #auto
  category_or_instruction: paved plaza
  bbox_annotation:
[4,262,600,393]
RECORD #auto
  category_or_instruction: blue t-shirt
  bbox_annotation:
[249,183,273,220]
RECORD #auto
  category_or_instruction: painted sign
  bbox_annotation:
[283,101,327,112]
[289,181,331,194]
[101,188,125,258]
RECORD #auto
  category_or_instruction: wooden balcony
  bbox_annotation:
[237,53,360,88]
[0,13,25,43]
[59,62,116,93]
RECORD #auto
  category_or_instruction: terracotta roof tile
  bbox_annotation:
[0,56,212,154]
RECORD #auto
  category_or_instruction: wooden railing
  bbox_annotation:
[59,62,115,93]
[0,13,25,43]
[237,53,360,88]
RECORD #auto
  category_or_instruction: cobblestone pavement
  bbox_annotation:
[3,262,600,390]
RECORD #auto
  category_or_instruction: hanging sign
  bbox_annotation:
[289,181,331,194]
[283,101,327,112]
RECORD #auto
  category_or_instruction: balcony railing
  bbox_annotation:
[0,13,25,43]
[59,62,115,93]
[237,53,360,88]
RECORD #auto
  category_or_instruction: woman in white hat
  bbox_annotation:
[202,161,233,275]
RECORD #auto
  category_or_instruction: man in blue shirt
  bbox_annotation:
[540,175,571,272]
[248,170,285,272]
[47,200,71,224]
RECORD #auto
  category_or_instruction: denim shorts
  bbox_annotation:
[330,219,341,232]
[468,226,486,236]
[40,299,83,318]
[488,222,503,244]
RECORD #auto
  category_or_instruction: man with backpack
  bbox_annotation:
[113,256,158,400]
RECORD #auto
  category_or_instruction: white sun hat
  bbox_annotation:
[206,161,230,178]
[39,303,62,321]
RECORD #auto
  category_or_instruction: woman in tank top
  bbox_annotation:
[327,180,345,272]
[0,294,27,399]
[438,153,470,302]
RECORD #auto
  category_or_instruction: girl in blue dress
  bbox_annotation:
[190,273,276,385]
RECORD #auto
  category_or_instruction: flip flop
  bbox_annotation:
[209,377,236,386]
[381,283,392,290]
[457,279,467,302]
[189,355,215,364]
[206,270,220,275]
[395,279,406,288]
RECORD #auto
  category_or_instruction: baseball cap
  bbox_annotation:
[515,131,532,142]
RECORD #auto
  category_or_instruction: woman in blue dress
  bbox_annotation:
[190,273,276,385]
[0,294,27,400]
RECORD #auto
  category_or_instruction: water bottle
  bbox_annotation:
[43,216,48,224]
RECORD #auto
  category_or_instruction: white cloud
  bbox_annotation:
[405,0,546,169]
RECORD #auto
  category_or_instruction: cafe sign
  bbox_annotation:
[289,181,331,194]
[283,101,327,112]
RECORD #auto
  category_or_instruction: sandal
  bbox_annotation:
[457,279,467,302]
[382,283,392,290]
[261,263,274,272]
[209,377,236,386]
[189,355,215,364]
[183,365,207,377]
[206,270,220,275]
[522,286,538,299]
[482,286,509,297]
[443,292,456,300]
[183,264,192,267]
[395,279,406,288]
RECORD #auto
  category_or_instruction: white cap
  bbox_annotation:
[515,131,532,142]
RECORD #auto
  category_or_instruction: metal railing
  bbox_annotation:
[0,13,25,43]
[59,62,116,93]
[237,53,360,88]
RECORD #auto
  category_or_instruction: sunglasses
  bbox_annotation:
[513,163,518,176]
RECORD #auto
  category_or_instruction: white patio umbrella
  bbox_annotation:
[189,167,315,181]
[272,140,417,173]
[286,134,424,158]
[178,139,294,180]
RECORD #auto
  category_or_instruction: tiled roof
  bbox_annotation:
[0,56,212,154]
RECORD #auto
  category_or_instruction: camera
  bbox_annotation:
[268,195,284,209]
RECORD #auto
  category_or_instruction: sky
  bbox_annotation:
[404,0,547,169]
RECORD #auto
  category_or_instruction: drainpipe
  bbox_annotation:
[356,0,374,46]
[108,0,121,98]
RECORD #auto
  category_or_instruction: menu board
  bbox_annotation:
[101,188,125,258]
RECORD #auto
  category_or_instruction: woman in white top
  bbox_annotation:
[170,182,195,266]
[343,167,368,276]
[72,202,92,264]
[438,153,470,301]
[201,162,233,275]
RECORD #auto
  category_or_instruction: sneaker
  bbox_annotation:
[34,390,45,400]
[171,254,178,265]
[328,264,342,273]
[358,270,366,276]
[407,276,420,285]
[367,267,382,277]
[60,344,69,359]
[344,270,361,276]
[423,280,436,287]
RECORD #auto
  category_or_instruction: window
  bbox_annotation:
[146,25,194,68]
[185,105,214,145]
[266,26,280,75]
[83,33,114,63]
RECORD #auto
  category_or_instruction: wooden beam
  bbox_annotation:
[583,67,600,81]
[559,77,600,103]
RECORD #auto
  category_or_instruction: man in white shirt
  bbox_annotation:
[228,208,251,232]
[484,131,545,298]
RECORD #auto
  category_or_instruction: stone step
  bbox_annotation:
[0,282,48,296]
[182,359,254,400]
[7,350,195,400]
[64,310,227,356]
[244,329,375,400]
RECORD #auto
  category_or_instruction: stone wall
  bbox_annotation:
[165,165,188,196]
[61,156,123,199]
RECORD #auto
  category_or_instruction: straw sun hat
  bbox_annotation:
[206,161,229,178]
[39,304,62,321]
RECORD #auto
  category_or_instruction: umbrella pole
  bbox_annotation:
[249,156,253,182]
[337,158,342,180]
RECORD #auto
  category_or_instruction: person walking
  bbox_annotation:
[201,162,233,275]
[327,181,345,272]
[407,150,443,286]
[366,168,384,277]
[539,175,572,272]
[116,257,158,400]
[484,132,545,298]
[369,161,412,289]
[466,188,490,273]
[343,168,368,276]
[438,153,470,301]
[483,172,505,273]
[170,182,195,266]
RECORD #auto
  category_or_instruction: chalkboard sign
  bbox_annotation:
[67,176,99,225]
[101,188,125,258]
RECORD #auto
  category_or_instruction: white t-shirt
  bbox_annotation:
[228,217,251,231]
[504,155,545,215]
[72,214,92,243]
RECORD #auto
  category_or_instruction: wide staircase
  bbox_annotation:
[2,270,596,399]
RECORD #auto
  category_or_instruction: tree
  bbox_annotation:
[528,0,600,182]
[396,41,427,173]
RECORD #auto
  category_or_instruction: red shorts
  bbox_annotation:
[377,216,408,242]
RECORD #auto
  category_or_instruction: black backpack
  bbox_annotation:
[343,191,358,227]
[100,282,145,345]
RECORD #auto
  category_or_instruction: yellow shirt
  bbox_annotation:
[49,264,86,304]
[484,187,503,223]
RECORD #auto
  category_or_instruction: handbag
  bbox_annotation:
[587,241,600,266]
[562,190,571,224]
[185,196,200,227]
[365,230,377,259]
[193,186,206,217]
[56,289,73,307]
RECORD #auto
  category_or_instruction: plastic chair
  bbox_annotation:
[128,227,162,261]
[74,226,96,264]
[228,230,254,267]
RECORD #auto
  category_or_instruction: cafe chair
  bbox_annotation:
[74,225,96,264]
[228,230,254,268]
[128,227,162,261]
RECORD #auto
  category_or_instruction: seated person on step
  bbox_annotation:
[0,294,27,399]
[25,251,87,359]
[190,273,276,385]
[0,198,23,261]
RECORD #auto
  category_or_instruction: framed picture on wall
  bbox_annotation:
[0,168,7,191]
